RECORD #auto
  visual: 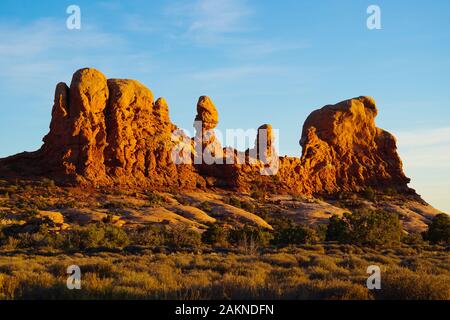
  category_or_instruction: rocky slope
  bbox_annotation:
[0,68,413,197]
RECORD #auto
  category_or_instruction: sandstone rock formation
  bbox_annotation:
[194,96,223,164]
[0,68,202,189]
[0,68,412,197]
[298,96,410,193]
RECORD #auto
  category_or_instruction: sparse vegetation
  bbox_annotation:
[0,179,448,300]
[146,192,165,207]
[423,213,450,244]
[201,224,229,247]
[326,209,403,247]
[0,244,447,300]
[272,223,320,245]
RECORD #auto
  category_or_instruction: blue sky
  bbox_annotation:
[0,0,449,212]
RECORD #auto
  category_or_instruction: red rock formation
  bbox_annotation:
[194,96,223,164]
[298,96,410,193]
[0,68,202,189]
[0,69,411,196]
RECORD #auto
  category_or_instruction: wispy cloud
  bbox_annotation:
[165,0,253,45]
[163,0,304,59]
[395,127,450,168]
[0,18,157,96]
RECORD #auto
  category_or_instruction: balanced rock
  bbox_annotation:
[194,96,223,163]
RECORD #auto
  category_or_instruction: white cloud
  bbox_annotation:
[396,127,450,148]
[0,18,158,97]
[162,0,305,61]
[166,0,253,44]
[395,127,450,169]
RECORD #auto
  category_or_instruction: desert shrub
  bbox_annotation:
[60,224,129,250]
[363,187,376,202]
[146,192,164,207]
[401,232,426,245]
[225,196,242,208]
[292,279,372,300]
[272,225,319,246]
[261,253,298,267]
[200,202,213,212]
[268,216,295,230]
[423,214,450,244]
[165,226,202,250]
[250,190,265,201]
[325,210,402,247]
[128,225,166,246]
[228,226,272,255]
[313,224,328,242]
[253,207,270,220]
[18,208,39,219]
[102,201,126,210]
[240,201,255,213]
[228,226,273,248]
[201,224,229,246]
[326,214,348,241]
[377,267,450,300]
[0,225,56,249]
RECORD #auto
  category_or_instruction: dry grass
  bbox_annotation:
[0,244,448,300]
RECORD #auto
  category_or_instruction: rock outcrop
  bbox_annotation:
[194,96,223,164]
[0,68,202,189]
[298,96,410,193]
[0,68,412,196]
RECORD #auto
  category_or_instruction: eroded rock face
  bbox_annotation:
[40,69,110,183]
[298,96,410,193]
[0,69,411,196]
[7,68,202,189]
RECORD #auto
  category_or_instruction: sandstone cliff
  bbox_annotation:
[0,68,411,196]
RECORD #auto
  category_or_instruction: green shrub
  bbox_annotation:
[60,224,129,250]
[423,214,450,244]
[128,225,166,246]
[146,192,164,207]
[200,202,213,212]
[273,225,319,245]
[202,224,229,246]
[240,201,255,213]
[401,232,425,245]
[250,190,265,201]
[325,210,402,247]
[166,226,202,250]
[0,224,56,249]
[102,201,126,210]
[363,187,376,202]
[228,226,273,248]
[326,214,348,242]
[226,196,242,208]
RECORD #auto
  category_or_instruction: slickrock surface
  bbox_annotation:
[0,68,411,196]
